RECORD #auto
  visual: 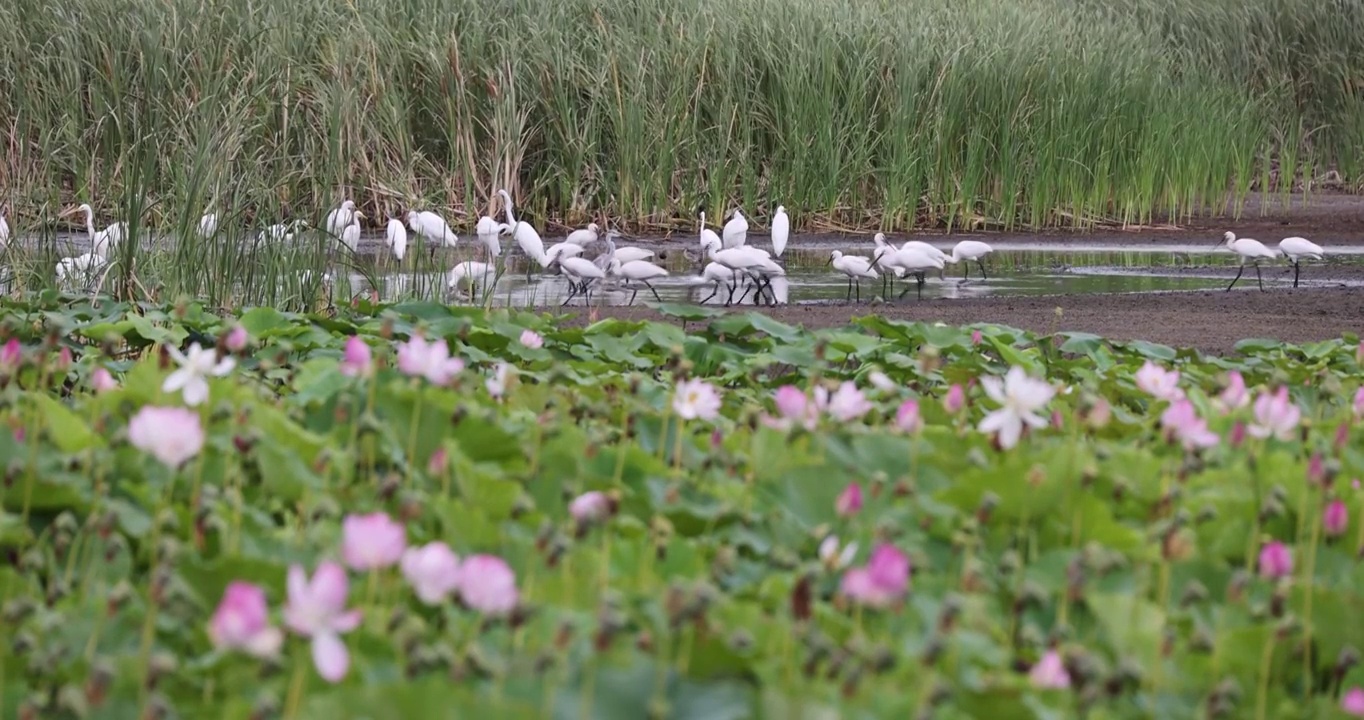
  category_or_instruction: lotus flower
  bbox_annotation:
[283,562,362,682]
[673,378,721,421]
[127,406,205,468]
[340,513,407,571]
[163,342,235,406]
[978,367,1055,449]
[208,581,283,658]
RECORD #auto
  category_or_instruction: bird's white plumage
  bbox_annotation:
[1279,236,1323,262]
[946,240,993,264]
[448,261,496,290]
[56,252,106,283]
[559,255,606,285]
[701,262,735,284]
[879,245,946,275]
[702,237,770,271]
[386,218,408,261]
[407,210,458,248]
[198,213,218,239]
[611,258,669,282]
[722,209,749,249]
[830,251,879,279]
[903,240,947,263]
[545,242,585,263]
[0,211,9,249]
[326,200,355,238]
[565,223,599,247]
[872,233,907,278]
[698,212,722,253]
[340,212,364,253]
[771,206,789,258]
[70,203,124,257]
[475,215,504,258]
[497,189,548,267]
[1217,232,1276,263]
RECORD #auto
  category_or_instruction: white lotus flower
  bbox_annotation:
[977,366,1055,449]
[163,343,235,406]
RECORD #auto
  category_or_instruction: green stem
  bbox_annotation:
[283,642,310,720]
[1255,632,1277,720]
[1301,492,1324,696]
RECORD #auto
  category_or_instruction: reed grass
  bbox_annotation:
[0,0,1359,250]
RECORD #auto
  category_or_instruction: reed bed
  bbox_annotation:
[0,0,1359,244]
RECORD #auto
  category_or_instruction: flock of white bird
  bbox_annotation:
[0,195,1328,303]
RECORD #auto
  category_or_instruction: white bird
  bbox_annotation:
[62,203,125,258]
[609,257,670,304]
[722,209,749,249]
[828,250,879,303]
[475,215,505,261]
[606,231,654,264]
[771,205,789,258]
[701,237,777,304]
[872,233,908,295]
[1278,236,1324,288]
[544,242,586,264]
[698,212,723,256]
[407,210,459,260]
[385,217,408,261]
[447,261,497,298]
[558,255,607,306]
[325,200,355,239]
[258,220,307,244]
[1214,231,1277,292]
[198,211,218,239]
[945,240,994,280]
[340,212,365,253]
[697,262,737,304]
[876,244,945,300]
[56,252,107,285]
[497,189,548,280]
[565,222,600,247]
[0,209,9,250]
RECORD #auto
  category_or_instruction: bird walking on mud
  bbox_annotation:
[829,251,878,303]
[1278,236,1324,288]
[1215,231,1277,292]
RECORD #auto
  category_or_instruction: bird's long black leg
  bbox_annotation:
[701,284,719,304]
[1255,264,1264,292]
[1226,265,1244,291]
[646,281,662,302]
[628,287,639,305]
[978,260,988,280]
[1293,261,1300,288]
[561,283,578,307]
[917,275,925,300]
[963,263,970,280]
[855,279,861,303]
[846,277,852,303]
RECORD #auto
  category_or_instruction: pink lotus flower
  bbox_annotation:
[339,336,373,377]
[1160,400,1219,450]
[90,367,117,393]
[1135,361,1183,402]
[0,338,20,372]
[1217,371,1249,412]
[839,543,910,608]
[396,334,464,385]
[519,329,544,350]
[765,386,818,431]
[978,367,1055,450]
[1258,541,1293,579]
[427,447,449,475]
[224,325,249,353]
[866,371,896,393]
[208,581,283,658]
[1342,687,1364,716]
[340,513,407,571]
[895,399,922,433]
[1325,500,1349,537]
[1355,387,1364,417]
[1249,387,1301,441]
[673,378,721,421]
[1029,650,1071,689]
[569,491,611,523]
[1230,421,1247,448]
[826,381,873,422]
[55,347,73,372]
[943,384,965,414]
[835,483,863,517]
[400,542,462,605]
[971,329,982,346]
[457,555,518,616]
[128,406,205,468]
[283,562,362,683]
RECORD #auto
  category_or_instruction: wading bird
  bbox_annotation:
[872,233,906,296]
[875,244,945,300]
[605,231,654,264]
[1278,236,1324,288]
[0,209,9,250]
[698,212,722,257]
[697,262,737,304]
[1215,231,1277,292]
[723,208,749,249]
[558,255,606,306]
[701,236,779,304]
[385,216,408,261]
[198,210,218,239]
[258,220,308,244]
[407,210,458,260]
[771,206,789,258]
[544,241,585,266]
[325,200,356,239]
[474,215,505,262]
[946,240,994,280]
[56,252,107,286]
[828,250,878,303]
[903,241,948,281]
[497,189,548,281]
[609,257,669,304]
[340,212,365,254]
[62,203,126,258]
[565,222,599,247]
[447,261,496,299]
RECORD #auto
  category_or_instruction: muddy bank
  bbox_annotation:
[566,286,1364,355]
